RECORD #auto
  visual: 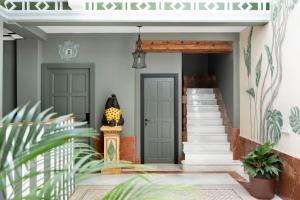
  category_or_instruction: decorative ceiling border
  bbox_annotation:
[0,0,270,12]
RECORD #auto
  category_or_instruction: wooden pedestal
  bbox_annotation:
[100,125,122,174]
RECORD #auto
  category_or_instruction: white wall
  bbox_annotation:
[240,2,300,159]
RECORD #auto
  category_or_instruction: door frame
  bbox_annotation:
[140,73,179,164]
[41,63,96,129]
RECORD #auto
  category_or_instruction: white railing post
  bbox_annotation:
[3,117,75,200]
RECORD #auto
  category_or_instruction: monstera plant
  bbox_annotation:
[242,142,281,199]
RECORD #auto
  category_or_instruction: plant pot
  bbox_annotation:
[249,176,276,199]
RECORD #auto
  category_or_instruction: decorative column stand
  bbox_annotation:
[100,125,123,174]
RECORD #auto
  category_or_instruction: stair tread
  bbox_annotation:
[182,160,242,165]
[185,152,233,155]
[188,133,226,135]
[183,142,230,145]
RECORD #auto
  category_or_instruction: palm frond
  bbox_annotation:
[102,175,200,200]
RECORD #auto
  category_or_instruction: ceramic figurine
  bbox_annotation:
[102,94,124,126]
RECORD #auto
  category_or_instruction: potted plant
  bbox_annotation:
[242,142,282,199]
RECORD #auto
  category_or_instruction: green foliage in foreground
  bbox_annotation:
[102,175,200,200]
[242,142,281,179]
[0,103,198,200]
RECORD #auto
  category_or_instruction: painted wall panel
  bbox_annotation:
[209,53,234,125]
[3,41,17,116]
[0,22,3,117]
[17,39,42,109]
[240,1,300,158]
[182,54,208,76]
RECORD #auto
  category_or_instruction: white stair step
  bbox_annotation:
[187,112,221,118]
[183,142,230,152]
[187,99,217,105]
[184,153,233,163]
[187,94,215,100]
[188,134,228,143]
[187,105,219,112]
[187,119,223,126]
[186,88,214,95]
[181,160,243,172]
[188,126,225,133]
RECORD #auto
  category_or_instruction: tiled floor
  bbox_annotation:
[123,163,182,172]
[72,164,281,200]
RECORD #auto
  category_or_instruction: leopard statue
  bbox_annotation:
[101,94,124,126]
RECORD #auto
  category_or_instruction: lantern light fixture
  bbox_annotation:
[132,26,146,69]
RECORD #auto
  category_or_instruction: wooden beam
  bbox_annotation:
[141,40,233,53]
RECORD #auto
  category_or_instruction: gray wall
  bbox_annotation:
[0,22,3,117]
[182,54,208,76]
[209,53,234,124]
[3,41,17,116]
[42,34,136,136]
[17,39,42,108]
[16,32,240,159]
[134,53,182,158]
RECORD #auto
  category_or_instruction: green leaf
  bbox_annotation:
[102,175,200,200]
[246,88,255,99]
[265,45,274,76]
[266,109,283,143]
[242,142,281,178]
[289,106,300,134]
[244,27,253,77]
[256,54,262,87]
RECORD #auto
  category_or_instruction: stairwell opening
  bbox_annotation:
[181,53,241,171]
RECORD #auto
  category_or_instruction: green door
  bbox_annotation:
[42,64,90,126]
[143,77,175,163]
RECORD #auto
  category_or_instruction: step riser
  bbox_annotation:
[187,113,221,118]
[181,164,243,172]
[187,120,223,126]
[187,100,217,105]
[184,144,230,152]
[188,135,228,143]
[187,107,219,112]
[187,95,215,100]
[188,127,225,132]
[186,89,214,94]
[184,155,233,163]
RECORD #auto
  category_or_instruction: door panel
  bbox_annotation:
[144,77,175,163]
[43,66,90,126]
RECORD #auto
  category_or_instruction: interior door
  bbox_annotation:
[43,65,90,126]
[143,77,175,163]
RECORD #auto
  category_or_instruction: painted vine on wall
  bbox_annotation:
[243,0,300,143]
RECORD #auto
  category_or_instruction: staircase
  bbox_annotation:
[182,88,242,171]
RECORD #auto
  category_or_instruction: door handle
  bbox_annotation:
[86,113,90,124]
[145,118,151,122]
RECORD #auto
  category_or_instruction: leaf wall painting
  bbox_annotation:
[244,27,253,77]
[246,88,255,98]
[266,109,283,143]
[256,54,262,87]
[242,0,300,143]
[289,106,300,134]
[265,45,274,76]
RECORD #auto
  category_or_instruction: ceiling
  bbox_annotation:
[38,26,246,34]
[3,28,23,41]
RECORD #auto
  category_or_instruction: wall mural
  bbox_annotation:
[243,0,300,143]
